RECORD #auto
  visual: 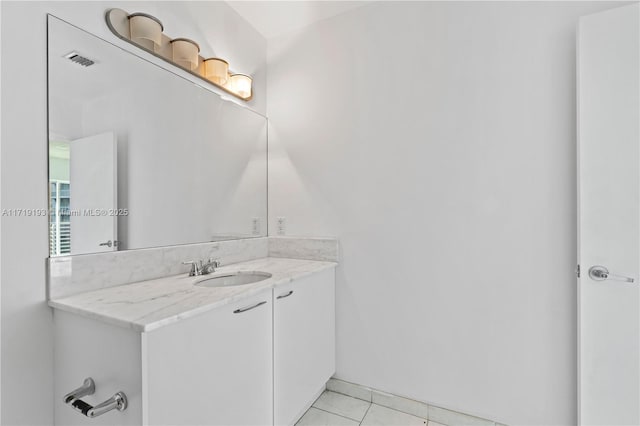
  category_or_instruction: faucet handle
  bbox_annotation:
[199,258,220,275]
[182,260,201,276]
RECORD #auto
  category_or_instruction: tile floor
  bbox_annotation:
[296,391,446,426]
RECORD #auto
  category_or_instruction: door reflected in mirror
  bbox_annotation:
[47,16,267,257]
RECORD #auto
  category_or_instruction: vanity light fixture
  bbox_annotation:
[128,13,163,51]
[106,8,253,101]
[226,74,253,99]
[204,58,229,85]
[170,38,200,71]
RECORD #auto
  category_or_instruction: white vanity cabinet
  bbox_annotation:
[53,265,335,426]
[54,289,273,426]
[274,268,336,425]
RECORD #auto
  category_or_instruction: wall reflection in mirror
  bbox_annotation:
[47,16,267,257]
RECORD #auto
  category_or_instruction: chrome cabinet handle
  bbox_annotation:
[63,377,127,418]
[233,301,267,314]
[276,290,294,299]
[589,265,635,283]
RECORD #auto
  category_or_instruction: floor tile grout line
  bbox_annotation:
[363,403,435,426]
[326,389,372,404]
[313,390,457,426]
[314,390,433,426]
[372,403,429,421]
[329,381,496,425]
[333,391,430,422]
[311,405,367,423]
[359,402,373,426]
[315,390,373,421]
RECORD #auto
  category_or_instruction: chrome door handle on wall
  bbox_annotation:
[588,265,635,283]
[64,377,127,418]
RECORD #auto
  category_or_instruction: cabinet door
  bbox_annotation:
[274,268,336,426]
[144,289,273,426]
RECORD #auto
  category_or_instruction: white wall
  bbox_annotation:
[0,2,265,424]
[267,2,626,424]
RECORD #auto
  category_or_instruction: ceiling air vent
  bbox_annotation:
[64,51,95,67]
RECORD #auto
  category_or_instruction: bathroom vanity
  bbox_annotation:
[50,257,336,426]
[45,12,337,426]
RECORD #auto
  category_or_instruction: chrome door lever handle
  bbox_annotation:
[63,377,127,418]
[588,265,635,283]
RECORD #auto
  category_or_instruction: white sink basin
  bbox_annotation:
[194,271,272,288]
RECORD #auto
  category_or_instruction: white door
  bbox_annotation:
[578,4,640,425]
[274,268,335,425]
[69,132,117,254]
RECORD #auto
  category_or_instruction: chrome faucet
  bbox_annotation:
[182,259,220,276]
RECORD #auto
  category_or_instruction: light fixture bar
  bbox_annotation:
[105,8,253,101]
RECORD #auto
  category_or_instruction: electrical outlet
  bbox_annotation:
[252,218,260,235]
[277,217,286,236]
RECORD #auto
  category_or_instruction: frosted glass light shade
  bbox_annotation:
[170,38,200,71]
[128,13,163,51]
[226,74,252,99]
[204,58,229,85]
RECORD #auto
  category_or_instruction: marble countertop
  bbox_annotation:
[48,257,337,332]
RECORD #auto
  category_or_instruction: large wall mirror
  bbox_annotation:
[47,16,267,257]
